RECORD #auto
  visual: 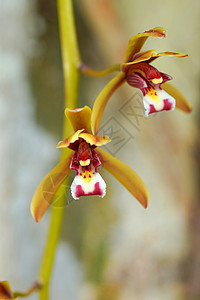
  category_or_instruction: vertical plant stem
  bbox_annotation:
[58,0,81,141]
[38,1,80,299]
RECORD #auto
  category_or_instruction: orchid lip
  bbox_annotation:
[71,165,106,199]
[143,86,176,117]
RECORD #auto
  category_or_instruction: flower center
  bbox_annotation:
[77,140,93,163]
[151,77,163,84]
[145,86,160,102]
[80,159,91,166]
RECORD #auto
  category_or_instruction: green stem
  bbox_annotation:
[58,0,81,142]
[38,1,80,299]
[79,63,121,77]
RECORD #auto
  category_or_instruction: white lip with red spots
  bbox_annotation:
[71,165,106,199]
[143,87,175,117]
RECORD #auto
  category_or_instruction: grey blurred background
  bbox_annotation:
[0,0,199,299]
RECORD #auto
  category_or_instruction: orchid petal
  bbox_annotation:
[0,282,13,299]
[124,27,166,62]
[122,50,187,72]
[96,149,149,208]
[79,132,111,147]
[162,82,192,113]
[154,51,188,58]
[31,151,73,222]
[122,50,157,72]
[149,51,188,63]
[65,106,92,133]
[56,129,84,149]
[126,73,148,90]
[91,72,126,135]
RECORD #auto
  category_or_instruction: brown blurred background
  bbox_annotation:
[0,0,199,299]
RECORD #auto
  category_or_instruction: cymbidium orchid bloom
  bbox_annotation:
[121,27,191,117]
[31,106,149,222]
[0,282,18,300]
[91,27,192,135]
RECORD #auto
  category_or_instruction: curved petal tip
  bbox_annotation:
[162,83,192,114]
[96,149,149,209]
[31,153,73,222]
[65,106,92,133]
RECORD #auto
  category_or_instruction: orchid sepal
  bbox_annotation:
[91,72,126,135]
[31,151,73,222]
[96,149,149,208]
[124,27,166,63]
[65,106,92,133]
[162,82,192,113]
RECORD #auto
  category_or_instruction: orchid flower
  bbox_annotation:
[90,27,192,134]
[121,27,191,116]
[31,106,149,222]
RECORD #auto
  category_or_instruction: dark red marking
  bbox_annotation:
[77,141,92,162]
[75,182,103,198]
[149,99,173,115]
[70,146,102,175]
[163,99,173,111]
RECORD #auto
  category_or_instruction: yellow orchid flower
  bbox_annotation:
[31,106,149,222]
[121,27,191,117]
[89,27,191,134]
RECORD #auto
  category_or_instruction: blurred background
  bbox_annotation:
[0,0,199,299]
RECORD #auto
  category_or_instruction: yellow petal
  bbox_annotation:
[150,51,188,62]
[0,282,12,298]
[162,82,192,113]
[78,132,111,147]
[65,106,92,133]
[56,129,84,148]
[96,149,149,208]
[31,152,73,222]
[91,72,126,135]
[124,27,166,62]
[122,50,188,72]
[121,50,157,72]
[155,51,188,58]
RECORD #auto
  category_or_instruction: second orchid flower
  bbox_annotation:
[90,27,192,135]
